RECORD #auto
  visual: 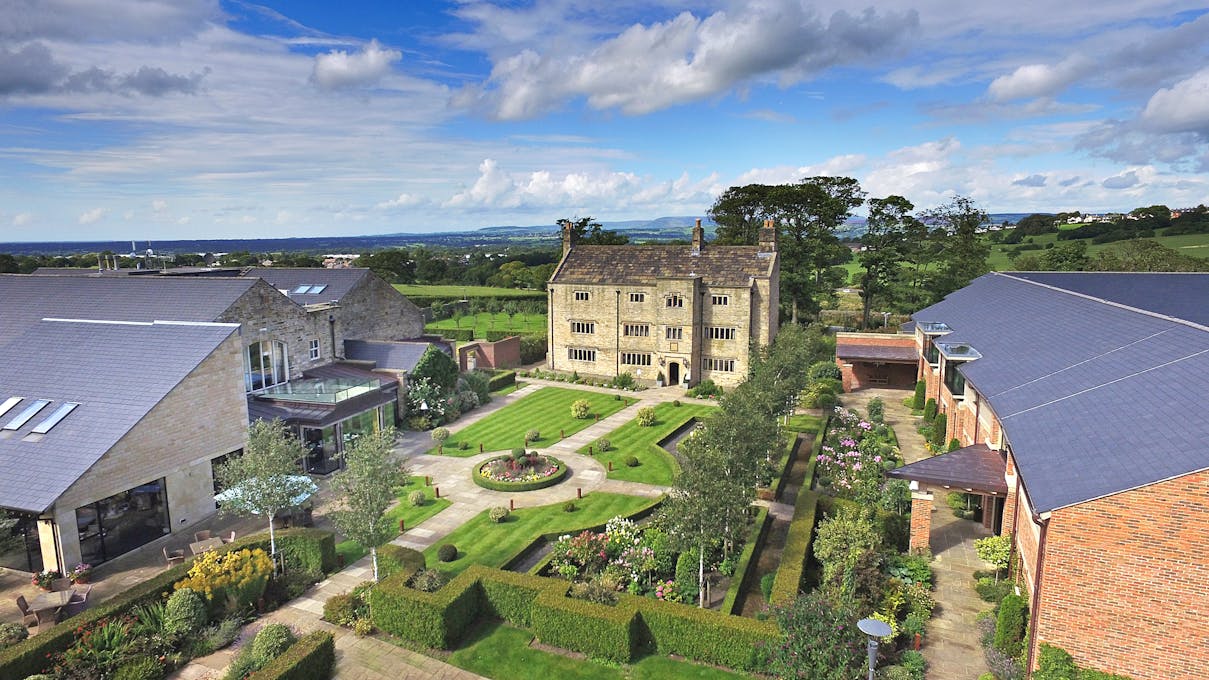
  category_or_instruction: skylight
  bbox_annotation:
[291,284,328,295]
[31,402,79,434]
[3,399,50,430]
[307,285,327,294]
[292,285,310,294]
[0,397,22,420]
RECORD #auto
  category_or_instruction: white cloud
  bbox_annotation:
[310,39,401,89]
[78,207,107,224]
[735,154,868,185]
[1102,170,1140,189]
[1140,67,1209,134]
[987,58,1091,101]
[151,199,168,212]
[12,212,32,226]
[376,192,427,209]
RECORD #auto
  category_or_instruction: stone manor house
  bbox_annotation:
[546,220,780,387]
[856,272,1209,680]
[0,268,429,575]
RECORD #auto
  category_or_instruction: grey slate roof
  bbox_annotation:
[0,319,238,513]
[344,339,446,372]
[0,274,257,345]
[913,272,1209,513]
[243,268,369,305]
[888,444,1009,494]
[1009,272,1209,326]
[835,342,918,362]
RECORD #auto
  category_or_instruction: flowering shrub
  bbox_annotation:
[550,530,610,579]
[635,406,656,427]
[816,407,901,505]
[31,569,63,590]
[174,547,273,615]
[50,615,140,679]
[69,563,93,583]
[571,399,591,419]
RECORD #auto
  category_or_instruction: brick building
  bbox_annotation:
[886,272,1209,680]
[546,220,779,387]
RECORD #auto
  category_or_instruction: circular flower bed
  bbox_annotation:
[473,451,567,491]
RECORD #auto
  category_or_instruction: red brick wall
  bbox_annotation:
[458,336,521,371]
[834,333,917,392]
[1031,472,1209,680]
[909,491,934,552]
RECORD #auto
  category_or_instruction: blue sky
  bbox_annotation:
[1,0,1207,241]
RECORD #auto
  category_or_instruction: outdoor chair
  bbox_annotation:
[50,578,72,592]
[15,595,36,627]
[221,530,236,544]
[193,530,212,542]
[34,606,60,628]
[63,585,91,618]
[163,546,186,566]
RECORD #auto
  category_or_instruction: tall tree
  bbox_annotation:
[921,196,990,300]
[216,419,316,556]
[858,196,925,329]
[708,184,783,245]
[329,427,408,581]
[560,217,629,245]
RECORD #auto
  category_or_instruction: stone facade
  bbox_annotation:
[327,273,425,345]
[547,221,779,387]
[44,332,248,570]
[218,280,333,383]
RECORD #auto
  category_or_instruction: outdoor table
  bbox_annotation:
[29,589,74,611]
[190,537,225,555]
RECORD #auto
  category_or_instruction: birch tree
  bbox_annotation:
[329,427,408,581]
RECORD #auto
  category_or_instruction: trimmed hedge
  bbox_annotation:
[249,631,335,680]
[720,507,770,615]
[440,328,476,342]
[766,414,829,606]
[487,370,516,392]
[370,564,779,670]
[0,528,336,678]
[484,330,514,342]
[765,432,800,500]
[377,544,425,580]
[471,455,568,491]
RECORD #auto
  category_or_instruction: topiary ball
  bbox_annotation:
[489,506,509,523]
[251,623,296,663]
[562,500,577,512]
[526,429,540,442]
[625,455,640,467]
[511,447,526,461]
[437,544,458,562]
[164,588,208,638]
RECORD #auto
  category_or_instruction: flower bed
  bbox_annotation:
[473,452,567,491]
[815,406,904,504]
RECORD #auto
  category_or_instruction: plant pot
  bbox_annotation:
[72,576,90,585]
[913,633,922,651]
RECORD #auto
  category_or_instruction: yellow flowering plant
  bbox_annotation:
[174,548,273,615]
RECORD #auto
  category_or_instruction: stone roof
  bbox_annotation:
[550,245,775,287]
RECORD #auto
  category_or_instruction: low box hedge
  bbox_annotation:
[484,330,514,342]
[635,597,778,671]
[370,568,482,649]
[769,488,821,606]
[487,370,516,392]
[471,457,568,492]
[720,507,770,615]
[249,630,335,680]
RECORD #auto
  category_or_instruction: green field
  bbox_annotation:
[393,284,545,299]
[422,493,657,576]
[426,311,547,338]
[432,387,632,455]
[448,622,751,679]
[579,401,715,486]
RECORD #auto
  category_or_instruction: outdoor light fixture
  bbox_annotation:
[857,617,893,680]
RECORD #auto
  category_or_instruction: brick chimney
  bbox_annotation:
[561,219,576,256]
[758,218,778,252]
[691,218,704,254]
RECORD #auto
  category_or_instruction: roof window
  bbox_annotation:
[0,397,22,420]
[292,284,328,295]
[3,399,50,430]
[31,402,79,434]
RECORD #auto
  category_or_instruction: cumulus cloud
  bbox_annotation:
[987,57,1091,101]
[0,42,205,97]
[78,207,107,224]
[0,43,67,94]
[455,3,919,119]
[376,192,427,209]
[151,199,168,212]
[12,212,32,226]
[1012,174,1047,187]
[311,39,401,89]
[1140,67,1209,135]
[1102,171,1140,189]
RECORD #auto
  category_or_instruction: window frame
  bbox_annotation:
[665,326,683,340]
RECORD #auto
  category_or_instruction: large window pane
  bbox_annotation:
[75,478,170,566]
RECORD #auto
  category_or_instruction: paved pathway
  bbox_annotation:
[843,387,994,680]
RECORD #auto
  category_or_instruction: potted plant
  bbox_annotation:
[31,569,63,591]
[69,563,93,584]
[656,372,665,387]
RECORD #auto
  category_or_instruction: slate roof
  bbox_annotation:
[1009,272,1209,326]
[888,444,1009,494]
[344,339,445,372]
[0,319,238,513]
[243,267,369,305]
[836,342,918,362]
[550,245,776,286]
[0,274,257,345]
[913,272,1209,513]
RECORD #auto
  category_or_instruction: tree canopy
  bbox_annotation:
[560,216,629,245]
[329,427,407,581]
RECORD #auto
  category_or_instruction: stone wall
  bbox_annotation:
[332,273,424,343]
[217,279,332,380]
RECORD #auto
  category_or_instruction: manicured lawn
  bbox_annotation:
[433,387,631,455]
[337,478,451,564]
[423,492,657,576]
[784,413,823,434]
[393,284,546,299]
[578,401,715,485]
[448,621,752,680]
[426,311,547,338]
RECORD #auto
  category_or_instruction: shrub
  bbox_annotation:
[174,548,273,616]
[563,500,577,512]
[408,490,426,507]
[1034,644,1079,680]
[323,593,356,626]
[519,335,547,364]
[612,372,636,389]
[975,576,1013,603]
[765,592,865,680]
[526,429,541,443]
[686,379,723,398]
[437,544,458,562]
[625,455,640,467]
[487,370,516,392]
[252,623,297,664]
[912,380,926,409]
[430,427,450,446]
[458,441,470,450]
[353,618,374,637]
[113,655,162,680]
[881,666,916,680]
[411,569,449,593]
[975,535,1012,575]
[994,594,1029,657]
[0,623,27,649]
[568,580,619,606]
[251,631,335,680]
[635,406,656,427]
[900,650,926,675]
[930,413,948,448]
[672,399,681,407]
[808,361,842,381]
[815,392,839,411]
[866,397,885,423]
[489,506,509,523]
[571,399,591,419]
[595,438,611,452]
[923,398,937,421]
[675,551,699,601]
[164,587,208,638]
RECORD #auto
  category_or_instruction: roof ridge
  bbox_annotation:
[994,271,1209,333]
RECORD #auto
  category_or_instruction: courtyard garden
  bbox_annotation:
[578,400,716,485]
[428,386,630,454]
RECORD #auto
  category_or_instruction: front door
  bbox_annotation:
[667,362,680,385]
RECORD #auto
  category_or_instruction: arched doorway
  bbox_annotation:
[667,362,680,385]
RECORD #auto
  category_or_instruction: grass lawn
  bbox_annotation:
[426,311,547,338]
[448,621,751,680]
[423,492,656,576]
[335,478,451,565]
[784,413,823,434]
[392,284,545,299]
[433,387,631,455]
[579,401,715,485]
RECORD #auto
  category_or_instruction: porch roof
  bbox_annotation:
[835,342,918,363]
[887,444,1009,495]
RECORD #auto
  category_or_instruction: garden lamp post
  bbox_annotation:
[858,617,893,680]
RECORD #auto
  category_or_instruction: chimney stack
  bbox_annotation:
[691,218,704,253]
[560,219,577,256]
[758,218,778,253]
